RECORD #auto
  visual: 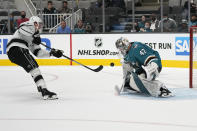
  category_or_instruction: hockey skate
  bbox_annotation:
[159,86,174,98]
[38,86,58,100]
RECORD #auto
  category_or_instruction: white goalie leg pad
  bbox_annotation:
[129,72,150,95]
[129,74,140,92]
[142,62,159,81]
[122,62,134,79]
[139,75,165,97]
[129,72,166,97]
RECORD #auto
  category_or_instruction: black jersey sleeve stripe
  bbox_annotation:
[33,48,41,56]
[18,24,34,29]
[20,27,34,35]
[144,56,157,66]
[6,38,28,48]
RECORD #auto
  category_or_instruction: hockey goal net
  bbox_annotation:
[190,26,197,88]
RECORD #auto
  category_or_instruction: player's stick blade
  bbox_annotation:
[93,65,103,72]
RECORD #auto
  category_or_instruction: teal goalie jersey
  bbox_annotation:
[124,42,162,74]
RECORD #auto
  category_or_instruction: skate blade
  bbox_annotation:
[43,95,58,100]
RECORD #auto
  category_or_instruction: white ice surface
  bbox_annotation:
[0,66,197,131]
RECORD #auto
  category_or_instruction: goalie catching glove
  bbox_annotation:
[142,62,159,81]
[50,48,63,58]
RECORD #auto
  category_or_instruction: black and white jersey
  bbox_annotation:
[6,21,50,58]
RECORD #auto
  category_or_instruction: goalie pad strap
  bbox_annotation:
[131,72,150,96]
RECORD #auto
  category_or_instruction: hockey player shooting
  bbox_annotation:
[6,16,63,100]
[115,37,173,97]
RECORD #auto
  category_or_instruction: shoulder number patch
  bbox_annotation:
[140,49,146,55]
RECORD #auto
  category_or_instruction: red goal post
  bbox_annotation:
[189,26,197,88]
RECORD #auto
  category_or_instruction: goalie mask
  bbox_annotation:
[115,37,130,56]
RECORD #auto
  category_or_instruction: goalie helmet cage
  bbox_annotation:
[189,26,197,88]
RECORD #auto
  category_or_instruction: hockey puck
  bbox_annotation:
[110,62,114,67]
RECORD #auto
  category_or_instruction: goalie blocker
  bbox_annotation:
[115,37,173,97]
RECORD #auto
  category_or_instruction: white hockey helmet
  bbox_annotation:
[115,37,130,55]
[29,16,43,30]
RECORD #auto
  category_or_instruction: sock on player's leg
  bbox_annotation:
[30,68,58,100]
[30,68,47,91]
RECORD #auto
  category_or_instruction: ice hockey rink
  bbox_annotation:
[0,66,197,131]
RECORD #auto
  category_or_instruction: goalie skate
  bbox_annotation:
[159,86,174,98]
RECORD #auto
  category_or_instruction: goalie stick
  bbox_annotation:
[114,85,122,95]
[114,85,135,96]
[40,43,103,72]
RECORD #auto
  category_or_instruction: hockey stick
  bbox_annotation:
[40,43,103,72]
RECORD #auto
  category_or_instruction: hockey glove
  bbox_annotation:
[32,36,41,45]
[50,48,63,58]
[32,31,41,45]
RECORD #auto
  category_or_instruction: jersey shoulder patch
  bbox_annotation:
[133,44,138,48]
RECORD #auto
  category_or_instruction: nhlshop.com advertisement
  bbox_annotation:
[72,34,120,59]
